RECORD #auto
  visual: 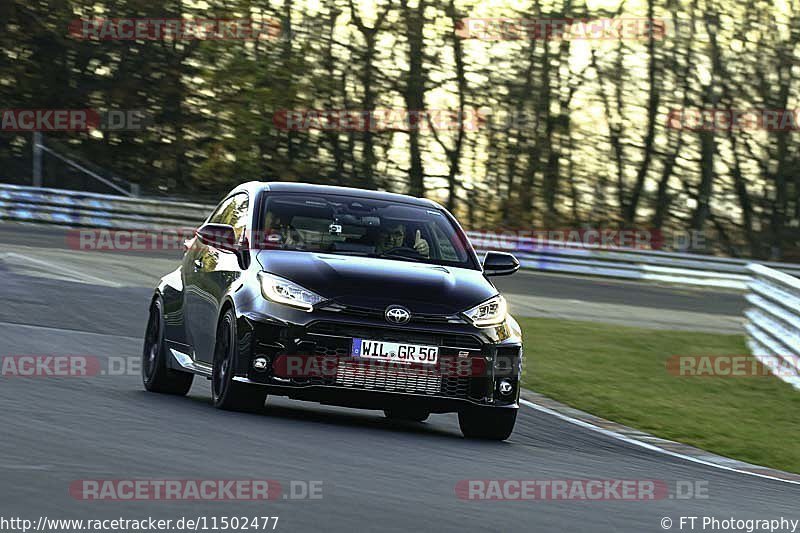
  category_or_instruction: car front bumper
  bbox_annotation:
[232,310,523,413]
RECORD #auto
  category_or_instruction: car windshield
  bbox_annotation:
[258,193,475,268]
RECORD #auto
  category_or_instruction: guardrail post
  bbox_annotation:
[32,132,43,187]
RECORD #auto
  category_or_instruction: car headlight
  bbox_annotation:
[463,295,507,327]
[258,272,326,311]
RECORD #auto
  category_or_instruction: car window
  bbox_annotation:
[209,193,249,243]
[208,196,235,225]
[258,193,474,268]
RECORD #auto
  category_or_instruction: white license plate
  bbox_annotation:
[352,338,439,364]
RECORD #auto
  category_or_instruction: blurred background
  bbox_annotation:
[1,0,798,259]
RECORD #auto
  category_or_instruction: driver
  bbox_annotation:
[375,223,429,257]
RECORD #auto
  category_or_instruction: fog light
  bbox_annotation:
[499,379,513,395]
[253,357,269,371]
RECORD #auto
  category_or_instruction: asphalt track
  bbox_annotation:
[1,223,795,533]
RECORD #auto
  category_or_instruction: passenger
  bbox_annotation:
[266,215,304,248]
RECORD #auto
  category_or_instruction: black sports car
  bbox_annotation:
[143,182,523,440]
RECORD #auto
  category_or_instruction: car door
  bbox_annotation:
[184,192,250,364]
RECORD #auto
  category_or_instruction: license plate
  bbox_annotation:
[352,338,439,364]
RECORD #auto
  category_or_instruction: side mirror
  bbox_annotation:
[196,223,239,253]
[483,251,520,276]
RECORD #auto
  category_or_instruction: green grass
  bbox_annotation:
[518,317,800,473]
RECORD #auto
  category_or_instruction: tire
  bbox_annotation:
[383,408,430,423]
[142,297,194,395]
[458,407,517,440]
[212,308,267,412]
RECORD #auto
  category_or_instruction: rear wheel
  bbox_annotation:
[383,408,430,423]
[458,407,517,440]
[142,297,193,395]
[212,309,267,412]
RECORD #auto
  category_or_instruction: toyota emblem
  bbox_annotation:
[385,305,411,325]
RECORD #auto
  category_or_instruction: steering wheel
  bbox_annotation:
[381,246,424,258]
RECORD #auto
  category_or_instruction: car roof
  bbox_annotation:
[229,181,441,209]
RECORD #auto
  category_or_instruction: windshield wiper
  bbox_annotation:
[320,249,371,257]
[371,252,425,263]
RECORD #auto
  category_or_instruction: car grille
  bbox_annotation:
[335,361,443,394]
[314,343,350,357]
[270,321,484,400]
[332,361,472,398]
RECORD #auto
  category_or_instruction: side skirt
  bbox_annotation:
[166,343,213,377]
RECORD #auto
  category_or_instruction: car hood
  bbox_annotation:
[256,250,496,315]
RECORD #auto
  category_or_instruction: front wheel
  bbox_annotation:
[142,297,193,395]
[458,407,517,440]
[212,309,267,412]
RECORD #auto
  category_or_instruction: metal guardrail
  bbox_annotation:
[744,264,800,390]
[0,183,212,230]
[469,231,800,290]
[4,183,800,291]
